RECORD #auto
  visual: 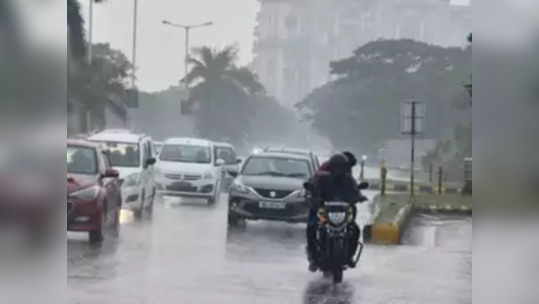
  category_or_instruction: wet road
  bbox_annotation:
[68,190,472,304]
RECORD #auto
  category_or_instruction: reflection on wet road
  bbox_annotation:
[68,193,472,304]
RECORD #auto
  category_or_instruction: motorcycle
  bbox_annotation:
[303,181,369,284]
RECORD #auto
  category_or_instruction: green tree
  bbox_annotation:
[297,39,471,154]
[67,0,108,60]
[68,43,132,132]
[185,45,264,145]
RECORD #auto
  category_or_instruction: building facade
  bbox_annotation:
[253,0,471,106]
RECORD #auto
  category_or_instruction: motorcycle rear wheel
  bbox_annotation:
[333,269,343,284]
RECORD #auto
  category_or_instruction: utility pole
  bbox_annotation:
[162,20,213,106]
[401,100,425,197]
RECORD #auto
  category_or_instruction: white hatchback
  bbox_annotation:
[155,138,225,205]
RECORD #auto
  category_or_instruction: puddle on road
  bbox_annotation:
[403,214,472,251]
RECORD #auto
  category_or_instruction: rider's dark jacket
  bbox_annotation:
[309,172,360,209]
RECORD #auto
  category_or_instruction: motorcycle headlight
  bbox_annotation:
[327,212,347,226]
[69,185,100,201]
[123,173,140,187]
[231,181,249,194]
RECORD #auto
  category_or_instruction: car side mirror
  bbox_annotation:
[103,168,119,178]
[358,181,370,190]
[303,181,315,191]
[216,159,225,166]
[145,158,156,167]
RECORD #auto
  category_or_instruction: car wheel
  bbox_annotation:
[146,188,155,214]
[89,210,105,244]
[134,190,145,218]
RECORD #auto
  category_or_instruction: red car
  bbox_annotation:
[0,145,55,245]
[67,139,122,243]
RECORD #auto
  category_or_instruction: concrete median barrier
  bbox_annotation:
[364,179,463,195]
[367,193,472,244]
[368,196,413,245]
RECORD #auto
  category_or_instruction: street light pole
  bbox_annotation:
[127,0,139,129]
[162,20,213,102]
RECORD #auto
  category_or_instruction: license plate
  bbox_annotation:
[171,181,193,190]
[259,201,286,209]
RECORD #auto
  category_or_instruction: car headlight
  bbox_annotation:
[154,168,163,177]
[123,173,140,187]
[231,181,249,194]
[327,212,347,226]
[202,172,214,179]
[69,185,100,201]
[296,189,306,198]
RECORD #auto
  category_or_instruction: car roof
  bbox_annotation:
[214,142,234,148]
[88,129,146,144]
[251,151,311,161]
[164,137,213,147]
[67,139,98,148]
[263,147,313,155]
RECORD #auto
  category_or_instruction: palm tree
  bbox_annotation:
[184,45,264,140]
[67,0,107,60]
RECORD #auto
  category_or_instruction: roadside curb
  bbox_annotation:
[369,202,413,245]
[365,180,462,194]
[366,193,471,245]
[414,204,472,215]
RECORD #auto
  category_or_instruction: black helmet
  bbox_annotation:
[328,153,349,177]
[342,151,357,167]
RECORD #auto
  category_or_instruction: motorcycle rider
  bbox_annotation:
[318,151,357,174]
[306,153,364,272]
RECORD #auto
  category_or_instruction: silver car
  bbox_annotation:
[227,152,313,225]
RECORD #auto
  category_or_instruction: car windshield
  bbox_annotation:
[241,156,312,178]
[67,145,98,175]
[94,141,140,168]
[159,144,211,164]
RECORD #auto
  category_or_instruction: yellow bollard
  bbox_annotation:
[380,162,387,196]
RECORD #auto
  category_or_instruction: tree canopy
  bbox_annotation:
[184,45,265,146]
[297,39,471,154]
[68,43,132,132]
[67,0,108,60]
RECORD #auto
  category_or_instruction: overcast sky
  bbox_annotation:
[75,0,260,92]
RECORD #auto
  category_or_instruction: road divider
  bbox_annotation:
[365,179,462,195]
[366,193,472,245]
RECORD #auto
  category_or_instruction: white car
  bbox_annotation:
[155,138,225,205]
[154,141,164,155]
[213,142,240,177]
[87,129,157,217]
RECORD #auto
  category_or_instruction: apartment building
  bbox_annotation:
[252,0,471,106]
